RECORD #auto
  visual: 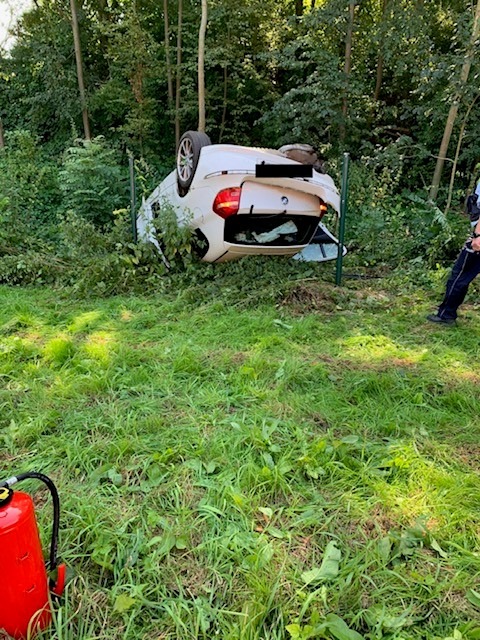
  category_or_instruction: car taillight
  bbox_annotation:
[213,187,241,218]
[319,200,327,220]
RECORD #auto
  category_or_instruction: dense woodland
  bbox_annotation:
[0,0,479,288]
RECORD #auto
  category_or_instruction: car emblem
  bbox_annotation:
[281,196,289,205]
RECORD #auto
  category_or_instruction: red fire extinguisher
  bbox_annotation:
[0,472,66,639]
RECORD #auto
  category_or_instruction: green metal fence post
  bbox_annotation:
[128,152,137,243]
[335,152,350,286]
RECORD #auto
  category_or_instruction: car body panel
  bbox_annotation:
[137,143,344,263]
[238,182,319,216]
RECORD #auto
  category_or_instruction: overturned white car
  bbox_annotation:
[137,132,346,264]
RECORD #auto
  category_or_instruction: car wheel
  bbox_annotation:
[176,131,211,196]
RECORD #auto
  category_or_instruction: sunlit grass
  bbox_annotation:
[1,267,480,640]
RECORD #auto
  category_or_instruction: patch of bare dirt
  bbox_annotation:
[308,353,419,374]
[447,370,480,385]
[361,505,397,538]
[290,535,315,564]
[281,281,338,314]
[164,554,222,599]
[453,444,480,471]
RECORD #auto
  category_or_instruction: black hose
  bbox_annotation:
[0,472,60,571]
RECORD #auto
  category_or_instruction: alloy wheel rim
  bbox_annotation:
[177,138,194,182]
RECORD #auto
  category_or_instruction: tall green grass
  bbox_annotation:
[1,260,479,640]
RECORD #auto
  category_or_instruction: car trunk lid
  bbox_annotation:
[237,182,320,216]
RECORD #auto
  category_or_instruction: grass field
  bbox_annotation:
[1,259,480,640]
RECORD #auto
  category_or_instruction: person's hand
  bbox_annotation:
[471,236,480,252]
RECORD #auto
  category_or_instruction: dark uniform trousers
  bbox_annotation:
[437,245,480,320]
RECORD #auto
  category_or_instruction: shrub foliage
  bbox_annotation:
[0,128,473,293]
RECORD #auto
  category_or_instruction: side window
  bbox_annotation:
[151,201,160,219]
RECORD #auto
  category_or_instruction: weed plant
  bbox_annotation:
[1,267,480,640]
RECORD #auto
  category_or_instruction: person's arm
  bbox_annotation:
[471,218,480,252]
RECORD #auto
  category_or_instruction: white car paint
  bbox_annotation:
[137,143,344,263]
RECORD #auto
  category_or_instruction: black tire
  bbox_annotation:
[176,131,211,196]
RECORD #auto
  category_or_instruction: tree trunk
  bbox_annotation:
[219,64,228,142]
[198,0,207,132]
[373,54,384,102]
[70,0,91,140]
[444,94,479,213]
[164,0,174,106]
[373,0,388,102]
[341,0,355,140]
[295,0,303,17]
[175,0,183,148]
[429,0,480,201]
[0,118,4,148]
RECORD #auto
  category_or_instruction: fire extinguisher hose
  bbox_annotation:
[0,472,60,572]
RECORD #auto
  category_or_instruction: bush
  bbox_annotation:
[0,207,166,293]
[0,128,471,294]
[57,210,167,296]
[345,156,466,268]
[0,193,57,268]
[151,200,200,270]
[0,129,61,233]
[59,137,128,227]
[0,251,66,285]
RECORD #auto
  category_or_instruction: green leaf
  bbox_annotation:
[146,535,163,548]
[325,613,365,640]
[91,541,114,571]
[107,468,123,487]
[467,589,480,609]
[286,624,302,639]
[204,461,217,474]
[113,594,136,613]
[430,536,448,559]
[301,567,324,585]
[273,319,292,330]
[301,541,341,584]
[285,623,317,639]
[262,452,275,468]
[175,536,188,550]
[377,536,392,563]
[147,532,176,557]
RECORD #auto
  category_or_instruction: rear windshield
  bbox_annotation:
[224,214,318,246]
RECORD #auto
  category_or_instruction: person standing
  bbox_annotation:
[427,180,480,325]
